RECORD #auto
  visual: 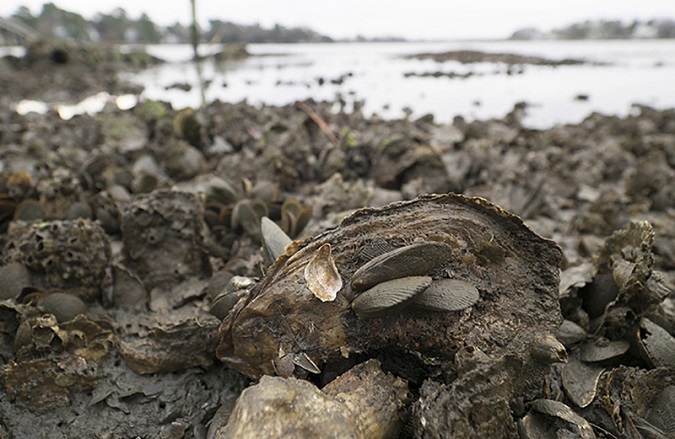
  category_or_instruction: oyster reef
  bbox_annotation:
[218,193,564,436]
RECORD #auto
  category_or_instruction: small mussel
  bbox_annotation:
[231,198,268,240]
[412,278,480,312]
[261,216,292,267]
[352,276,432,319]
[13,199,44,221]
[351,242,453,291]
[38,292,88,323]
[530,335,568,365]
[209,276,256,320]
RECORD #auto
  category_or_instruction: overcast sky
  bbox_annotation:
[2,0,674,40]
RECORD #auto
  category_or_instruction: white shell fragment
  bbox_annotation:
[412,278,480,312]
[304,243,343,302]
[352,276,432,319]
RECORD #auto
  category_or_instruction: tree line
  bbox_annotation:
[510,18,675,40]
[8,3,334,44]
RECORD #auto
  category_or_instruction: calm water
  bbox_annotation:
[11,40,675,127]
[133,40,675,128]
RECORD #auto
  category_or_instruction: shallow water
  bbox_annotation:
[133,40,675,128]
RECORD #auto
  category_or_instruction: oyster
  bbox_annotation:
[221,360,410,439]
[218,194,562,387]
[304,243,343,302]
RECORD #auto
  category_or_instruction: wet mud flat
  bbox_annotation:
[401,49,607,79]
[0,44,674,438]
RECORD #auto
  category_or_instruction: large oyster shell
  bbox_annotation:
[217,193,562,383]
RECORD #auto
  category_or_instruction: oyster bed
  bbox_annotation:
[1,49,674,438]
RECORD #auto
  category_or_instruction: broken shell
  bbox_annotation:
[530,335,568,364]
[352,276,432,319]
[261,216,292,267]
[39,293,88,323]
[561,358,604,408]
[646,385,675,434]
[638,318,675,368]
[578,338,630,363]
[275,351,322,377]
[520,399,596,439]
[112,264,146,309]
[304,243,342,302]
[293,352,321,374]
[412,278,479,312]
[351,242,453,291]
[555,319,587,347]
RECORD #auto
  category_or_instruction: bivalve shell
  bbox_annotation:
[578,338,630,363]
[412,278,479,312]
[638,318,675,369]
[261,216,292,267]
[561,358,604,408]
[351,242,453,292]
[39,293,88,323]
[352,276,432,319]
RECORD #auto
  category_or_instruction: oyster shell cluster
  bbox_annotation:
[218,193,564,435]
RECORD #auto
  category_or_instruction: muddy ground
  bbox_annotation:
[0,42,673,438]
